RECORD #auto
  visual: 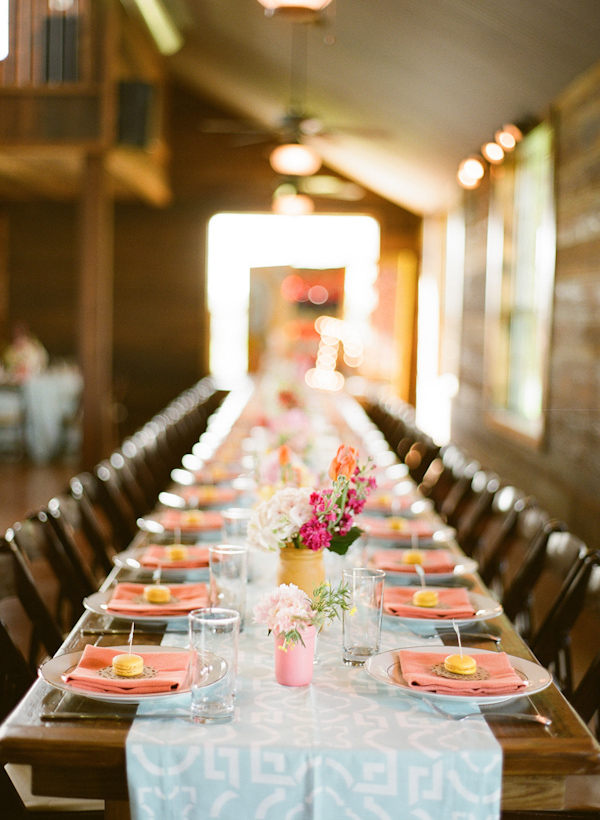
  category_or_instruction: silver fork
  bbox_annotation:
[424,698,551,726]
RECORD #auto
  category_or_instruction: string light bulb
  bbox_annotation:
[457,156,485,189]
[495,124,523,152]
[482,141,504,164]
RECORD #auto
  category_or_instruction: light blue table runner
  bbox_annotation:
[126,555,502,820]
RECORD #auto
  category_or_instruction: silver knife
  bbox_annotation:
[81,628,188,635]
[41,712,193,722]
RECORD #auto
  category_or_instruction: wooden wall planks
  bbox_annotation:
[452,60,600,551]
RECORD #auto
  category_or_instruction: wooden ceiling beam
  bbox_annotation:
[107,146,171,207]
[0,153,79,198]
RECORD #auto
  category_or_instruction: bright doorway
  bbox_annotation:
[207,214,380,384]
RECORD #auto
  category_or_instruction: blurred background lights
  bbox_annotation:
[269,143,322,176]
[482,141,504,164]
[307,284,328,304]
[281,274,308,301]
[272,193,314,215]
[461,156,485,180]
[306,315,364,391]
[305,368,345,391]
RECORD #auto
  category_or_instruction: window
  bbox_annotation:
[484,121,556,444]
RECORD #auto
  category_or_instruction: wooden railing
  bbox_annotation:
[0,0,98,88]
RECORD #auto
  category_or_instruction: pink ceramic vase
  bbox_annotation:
[274,626,316,686]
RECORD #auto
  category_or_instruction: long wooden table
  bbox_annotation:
[1,536,600,820]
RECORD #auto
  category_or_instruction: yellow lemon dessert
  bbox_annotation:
[402,550,423,565]
[443,654,477,675]
[185,511,204,525]
[143,584,172,604]
[112,653,144,677]
[166,545,188,561]
[388,517,406,531]
[412,589,439,607]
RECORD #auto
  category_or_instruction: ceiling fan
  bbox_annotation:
[197,25,376,200]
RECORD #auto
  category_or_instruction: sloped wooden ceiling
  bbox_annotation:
[165,0,600,214]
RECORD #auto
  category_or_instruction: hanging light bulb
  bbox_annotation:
[494,124,523,152]
[269,143,322,176]
[457,156,485,190]
[257,0,333,21]
[272,192,315,215]
[481,141,504,164]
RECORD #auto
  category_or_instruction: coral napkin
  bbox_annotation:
[140,545,210,569]
[382,586,475,619]
[358,515,437,541]
[364,491,421,513]
[157,510,223,532]
[105,582,208,616]
[175,485,238,506]
[63,645,189,695]
[397,650,527,696]
[373,549,457,574]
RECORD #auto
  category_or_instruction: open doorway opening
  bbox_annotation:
[207,214,380,386]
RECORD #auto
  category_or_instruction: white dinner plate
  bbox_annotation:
[38,645,225,704]
[83,589,204,625]
[383,591,502,627]
[365,645,552,704]
[372,553,478,582]
[112,547,210,581]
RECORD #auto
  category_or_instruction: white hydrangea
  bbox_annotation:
[247,487,313,552]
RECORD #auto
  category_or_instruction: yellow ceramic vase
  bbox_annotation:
[277,548,326,597]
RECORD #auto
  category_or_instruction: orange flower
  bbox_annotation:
[329,445,358,481]
[278,444,292,466]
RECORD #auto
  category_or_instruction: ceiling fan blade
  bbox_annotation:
[198,118,270,136]
[298,175,365,200]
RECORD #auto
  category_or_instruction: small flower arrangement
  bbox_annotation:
[254,581,351,650]
[247,444,376,556]
[259,444,314,490]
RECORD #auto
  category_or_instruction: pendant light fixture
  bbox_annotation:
[270,143,322,176]
[272,182,315,215]
[268,23,323,177]
[257,0,333,22]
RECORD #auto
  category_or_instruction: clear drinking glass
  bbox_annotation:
[342,567,385,666]
[208,544,248,629]
[221,507,253,544]
[221,508,255,580]
[189,607,240,723]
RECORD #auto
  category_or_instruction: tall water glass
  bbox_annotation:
[189,608,239,723]
[221,507,253,544]
[209,544,248,629]
[222,507,255,579]
[342,567,385,666]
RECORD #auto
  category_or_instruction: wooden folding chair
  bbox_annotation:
[68,477,116,578]
[452,470,502,555]
[438,457,481,528]
[528,542,598,696]
[0,534,63,672]
[0,617,104,819]
[502,524,576,638]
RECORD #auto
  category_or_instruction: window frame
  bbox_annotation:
[483,120,557,447]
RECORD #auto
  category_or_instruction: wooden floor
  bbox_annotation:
[0,457,81,657]
[0,458,80,535]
